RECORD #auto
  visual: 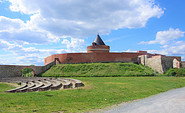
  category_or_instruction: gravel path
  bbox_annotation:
[103,87,185,113]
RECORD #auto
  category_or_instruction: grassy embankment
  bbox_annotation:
[41,63,154,77]
[1,77,185,112]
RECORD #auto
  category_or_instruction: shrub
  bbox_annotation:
[165,68,177,76]
[165,68,185,77]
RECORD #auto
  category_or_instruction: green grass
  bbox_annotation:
[1,77,185,112]
[41,63,154,77]
[0,83,16,93]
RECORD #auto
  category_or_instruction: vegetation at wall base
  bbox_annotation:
[165,68,185,77]
[41,63,154,77]
[1,77,185,112]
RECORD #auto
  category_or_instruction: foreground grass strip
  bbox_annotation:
[1,77,185,112]
[0,83,16,93]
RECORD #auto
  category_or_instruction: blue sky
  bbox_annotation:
[0,0,185,65]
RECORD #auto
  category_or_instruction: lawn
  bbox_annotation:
[1,77,185,113]
[0,83,17,93]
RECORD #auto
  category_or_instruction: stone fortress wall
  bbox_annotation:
[181,61,185,67]
[139,55,181,74]
[0,60,56,78]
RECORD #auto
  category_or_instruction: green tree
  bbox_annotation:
[22,68,33,77]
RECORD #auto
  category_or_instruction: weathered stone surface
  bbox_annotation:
[181,61,185,68]
[0,60,56,78]
[140,55,180,74]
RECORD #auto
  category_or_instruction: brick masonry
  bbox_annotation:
[44,52,144,65]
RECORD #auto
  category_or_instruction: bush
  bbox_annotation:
[165,68,177,76]
[165,68,185,77]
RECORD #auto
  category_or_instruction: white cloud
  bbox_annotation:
[125,49,136,52]
[162,43,185,55]
[142,28,185,45]
[147,42,185,57]
[7,0,164,38]
[0,16,60,44]
[0,16,24,31]
[2,0,164,46]
[61,38,85,52]
[0,39,70,65]
[140,28,185,59]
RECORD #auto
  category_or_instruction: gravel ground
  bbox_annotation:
[103,87,185,113]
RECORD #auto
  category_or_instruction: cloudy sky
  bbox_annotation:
[0,0,185,65]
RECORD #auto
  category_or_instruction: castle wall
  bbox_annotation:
[0,65,22,78]
[161,56,174,72]
[0,60,56,78]
[173,59,179,68]
[167,56,181,62]
[44,52,143,65]
[66,53,140,63]
[44,54,68,65]
[140,55,179,74]
[181,61,185,68]
[145,55,163,73]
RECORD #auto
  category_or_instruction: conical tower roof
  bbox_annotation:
[93,34,105,45]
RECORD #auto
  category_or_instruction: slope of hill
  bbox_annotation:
[41,63,154,77]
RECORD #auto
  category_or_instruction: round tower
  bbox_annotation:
[87,34,110,53]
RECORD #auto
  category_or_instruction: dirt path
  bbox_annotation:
[103,87,185,113]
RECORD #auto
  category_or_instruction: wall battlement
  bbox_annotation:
[44,52,149,65]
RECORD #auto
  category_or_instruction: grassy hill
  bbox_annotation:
[41,63,154,77]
